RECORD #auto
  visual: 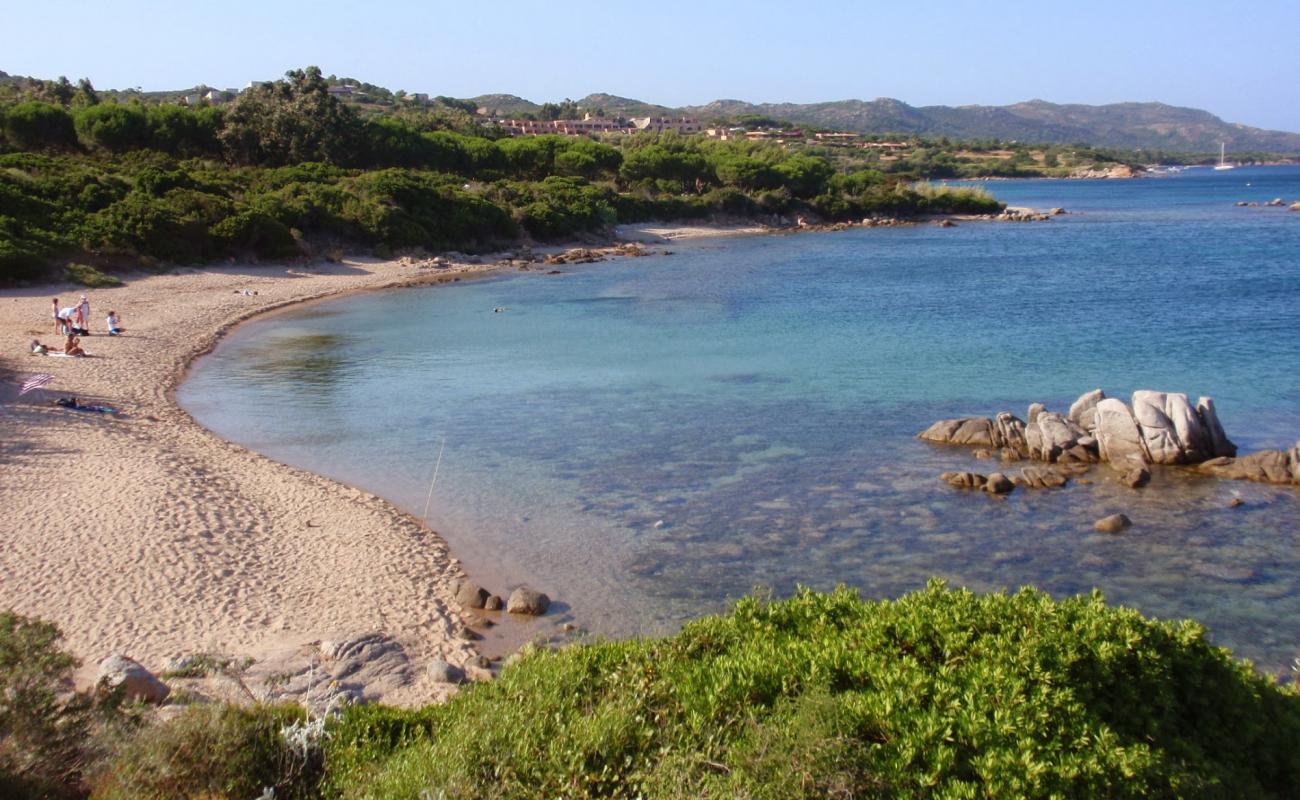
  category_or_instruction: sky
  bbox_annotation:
[5,0,1300,132]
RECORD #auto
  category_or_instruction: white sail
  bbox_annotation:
[1214,141,1234,171]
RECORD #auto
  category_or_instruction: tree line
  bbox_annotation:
[0,67,1002,283]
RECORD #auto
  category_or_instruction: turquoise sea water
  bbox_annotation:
[180,167,1300,669]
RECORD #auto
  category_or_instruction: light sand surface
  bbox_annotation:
[0,258,504,705]
[614,223,772,242]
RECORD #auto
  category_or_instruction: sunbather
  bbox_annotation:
[54,396,118,414]
[63,334,86,357]
[30,339,61,355]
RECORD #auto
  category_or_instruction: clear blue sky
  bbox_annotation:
[6,0,1299,131]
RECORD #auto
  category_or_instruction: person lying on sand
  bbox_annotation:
[54,396,118,414]
[30,339,61,355]
[63,334,87,357]
[106,311,124,335]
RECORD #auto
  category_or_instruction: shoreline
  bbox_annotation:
[0,224,765,705]
[0,213,1059,704]
[0,256,514,705]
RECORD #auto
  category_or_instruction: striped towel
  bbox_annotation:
[20,373,54,395]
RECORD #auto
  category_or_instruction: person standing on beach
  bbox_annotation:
[77,295,90,334]
[52,298,61,334]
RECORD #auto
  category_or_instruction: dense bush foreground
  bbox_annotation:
[5,584,1293,799]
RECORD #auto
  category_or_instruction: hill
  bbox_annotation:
[470,87,1300,153]
[680,97,1300,153]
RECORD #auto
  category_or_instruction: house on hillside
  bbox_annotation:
[497,115,626,137]
[705,127,747,141]
[204,89,234,104]
[630,117,702,134]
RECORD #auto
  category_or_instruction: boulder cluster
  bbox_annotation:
[921,389,1299,488]
[453,578,550,617]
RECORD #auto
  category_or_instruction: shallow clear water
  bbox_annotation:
[181,167,1300,670]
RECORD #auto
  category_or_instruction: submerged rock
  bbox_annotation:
[984,473,1015,494]
[940,471,987,490]
[1198,447,1300,486]
[1017,466,1069,489]
[1117,465,1151,489]
[1094,514,1132,534]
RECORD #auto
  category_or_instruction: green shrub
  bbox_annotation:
[0,612,88,799]
[64,262,122,287]
[92,703,320,800]
[73,105,150,153]
[332,583,1300,799]
[3,102,78,151]
[209,210,298,258]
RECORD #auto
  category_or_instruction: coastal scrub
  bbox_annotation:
[325,582,1300,799]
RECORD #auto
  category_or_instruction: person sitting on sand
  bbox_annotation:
[63,334,86,357]
[106,310,124,335]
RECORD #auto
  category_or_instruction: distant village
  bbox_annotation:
[180,82,914,154]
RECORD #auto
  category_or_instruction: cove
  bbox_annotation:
[180,167,1300,670]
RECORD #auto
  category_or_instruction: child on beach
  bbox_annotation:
[78,295,91,332]
[107,311,124,335]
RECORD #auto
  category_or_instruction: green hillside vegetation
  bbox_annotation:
[0,67,1001,284]
[8,584,1300,798]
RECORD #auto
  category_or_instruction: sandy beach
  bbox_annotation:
[0,257,526,705]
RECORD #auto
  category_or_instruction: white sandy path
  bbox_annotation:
[0,259,499,703]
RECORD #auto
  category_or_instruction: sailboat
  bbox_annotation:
[1214,142,1234,171]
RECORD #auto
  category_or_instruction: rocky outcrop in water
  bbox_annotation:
[922,389,1295,488]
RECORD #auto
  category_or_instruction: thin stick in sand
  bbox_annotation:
[423,435,446,524]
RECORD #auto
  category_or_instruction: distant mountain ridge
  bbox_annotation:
[472,92,1300,153]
